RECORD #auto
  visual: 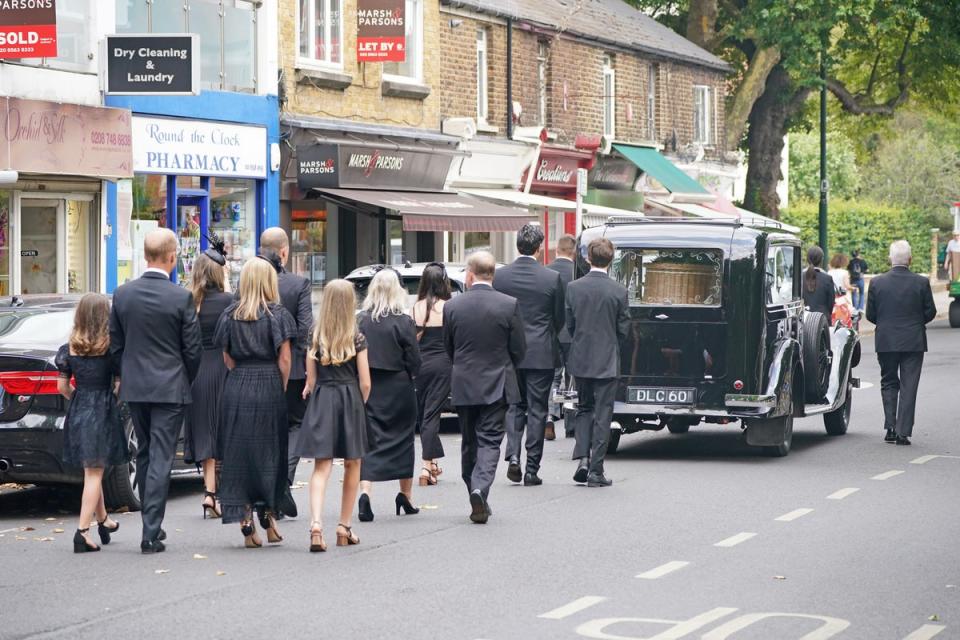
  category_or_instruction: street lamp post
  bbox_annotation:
[818,42,829,255]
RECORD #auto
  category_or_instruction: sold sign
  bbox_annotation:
[0,0,57,59]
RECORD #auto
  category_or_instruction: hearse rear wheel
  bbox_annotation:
[824,383,853,436]
[758,414,794,457]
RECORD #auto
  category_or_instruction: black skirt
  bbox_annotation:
[416,351,450,460]
[362,369,417,482]
[296,380,368,460]
[62,389,127,469]
[184,348,228,464]
[218,363,288,524]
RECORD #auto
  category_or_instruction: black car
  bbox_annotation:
[568,217,860,457]
[0,295,197,510]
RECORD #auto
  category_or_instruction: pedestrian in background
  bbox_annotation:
[444,251,526,523]
[848,249,869,312]
[411,263,452,486]
[547,234,576,438]
[184,241,232,520]
[57,293,127,553]
[110,228,202,554]
[828,253,853,306]
[566,237,629,487]
[295,280,370,551]
[494,224,564,486]
[866,240,936,446]
[259,227,314,519]
[944,231,960,281]
[357,269,422,522]
[802,246,835,317]
[214,258,297,548]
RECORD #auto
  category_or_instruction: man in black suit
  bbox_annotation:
[866,240,937,445]
[444,251,526,523]
[260,227,314,517]
[493,224,564,486]
[547,234,576,439]
[566,237,629,486]
[110,229,202,553]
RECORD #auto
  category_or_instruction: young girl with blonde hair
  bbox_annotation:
[294,279,371,552]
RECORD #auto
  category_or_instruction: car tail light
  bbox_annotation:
[733,379,744,391]
[0,371,62,395]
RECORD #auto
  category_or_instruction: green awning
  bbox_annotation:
[612,144,709,195]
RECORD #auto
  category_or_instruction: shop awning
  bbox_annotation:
[612,144,709,195]
[316,188,533,232]
[462,188,642,229]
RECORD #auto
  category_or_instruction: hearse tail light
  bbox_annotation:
[0,371,61,396]
[733,380,744,391]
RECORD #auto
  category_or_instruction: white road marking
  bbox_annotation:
[575,608,738,639]
[827,488,860,500]
[911,455,960,465]
[539,596,607,620]
[871,470,905,480]
[702,612,851,639]
[636,560,690,579]
[902,624,946,639]
[775,508,814,522]
[0,527,22,534]
[714,532,756,547]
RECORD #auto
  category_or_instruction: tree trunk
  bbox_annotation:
[742,65,810,217]
[724,46,780,151]
[685,0,718,50]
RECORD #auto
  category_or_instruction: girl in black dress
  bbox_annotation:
[410,263,452,486]
[185,244,232,519]
[56,293,127,553]
[357,269,421,522]
[295,279,371,552]
[214,258,297,548]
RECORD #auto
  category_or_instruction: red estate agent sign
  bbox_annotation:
[0,0,57,59]
[357,0,405,63]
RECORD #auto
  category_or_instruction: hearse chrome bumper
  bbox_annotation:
[724,394,777,409]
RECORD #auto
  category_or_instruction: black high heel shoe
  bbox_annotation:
[395,492,420,516]
[97,517,119,545]
[73,528,100,554]
[358,493,374,522]
[202,491,221,519]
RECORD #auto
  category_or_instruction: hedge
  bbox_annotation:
[780,200,933,274]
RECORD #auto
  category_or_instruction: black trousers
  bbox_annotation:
[457,399,507,499]
[504,368,554,474]
[128,402,185,543]
[285,378,307,484]
[571,377,617,476]
[877,351,924,437]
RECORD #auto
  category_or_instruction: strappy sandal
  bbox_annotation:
[418,466,437,486]
[309,521,326,553]
[258,511,283,543]
[241,519,262,548]
[336,523,360,546]
[430,461,443,477]
[202,491,221,519]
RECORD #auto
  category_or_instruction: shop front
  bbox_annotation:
[0,98,133,295]
[282,117,530,283]
[105,92,280,292]
[585,154,645,225]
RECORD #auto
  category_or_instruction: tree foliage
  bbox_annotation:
[788,131,860,202]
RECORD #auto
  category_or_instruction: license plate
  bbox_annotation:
[628,387,696,405]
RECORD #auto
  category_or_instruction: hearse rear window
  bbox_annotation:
[612,249,723,307]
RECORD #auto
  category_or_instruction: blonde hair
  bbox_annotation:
[190,253,226,310]
[234,258,279,321]
[310,279,357,366]
[362,269,407,320]
[70,293,111,356]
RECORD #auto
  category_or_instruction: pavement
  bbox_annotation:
[1,323,959,639]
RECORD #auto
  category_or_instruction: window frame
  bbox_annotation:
[476,28,488,122]
[613,247,724,308]
[602,55,616,139]
[693,84,712,146]
[13,0,97,74]
[295,0,344,70]
[382,0,423,84]
[537,41,548,127]
[647,64,657,141]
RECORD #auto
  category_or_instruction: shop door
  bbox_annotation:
[19,199,63,295]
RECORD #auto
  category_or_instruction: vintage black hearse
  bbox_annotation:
[569,216,861,457]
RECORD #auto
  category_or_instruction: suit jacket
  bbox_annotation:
[802,270,836,317]
[547,257,575,344]
[358,311,421,377]
[865,266,936,352]
[277,270,314,380]
[443,284,526,406]
[493,256,564,369]
[565,270,630,379]
[110,271,203,404]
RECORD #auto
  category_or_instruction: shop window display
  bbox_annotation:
[291,206,328,287]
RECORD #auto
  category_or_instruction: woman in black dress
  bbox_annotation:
[410,263,452,486]
[214,258,296,548]
[295,279,371,551]
[357,269,421,522]
[56,293,127,553]
[802,245,837,317]
[185,244,232,519]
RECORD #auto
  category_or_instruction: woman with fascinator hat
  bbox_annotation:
[184,236,234,519]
